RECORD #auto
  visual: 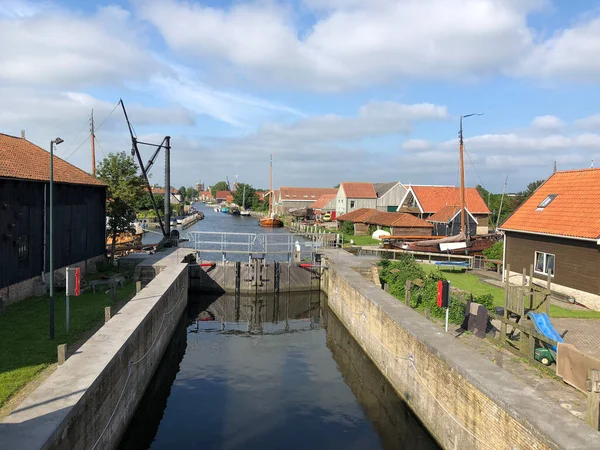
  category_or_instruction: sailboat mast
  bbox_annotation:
[269,154,273,215]
[459,116,466,235]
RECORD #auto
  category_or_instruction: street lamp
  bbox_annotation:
[49,137,63,340]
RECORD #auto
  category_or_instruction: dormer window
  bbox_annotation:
[537,194,557,210]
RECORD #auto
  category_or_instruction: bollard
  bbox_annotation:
[136,280,141,293]
[425,308,430,320]
[105,306,112,323]
[495,351,504,368]
[586,369,600,430]
[57,344,67,365]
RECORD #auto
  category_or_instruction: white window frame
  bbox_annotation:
[534,251,555,277]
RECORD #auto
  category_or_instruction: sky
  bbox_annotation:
[2,0,600,193]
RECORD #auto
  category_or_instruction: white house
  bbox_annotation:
[374,182,406,212]
[336,182,377,216]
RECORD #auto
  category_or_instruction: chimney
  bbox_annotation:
[20,129,25,139]
[553,161,557,173]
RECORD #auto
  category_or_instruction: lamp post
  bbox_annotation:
[49,137,63,340]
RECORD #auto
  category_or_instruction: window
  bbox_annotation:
[537,194,557,209]
[534,251,555,276]
[17,235,28,265]
[350,200,355,208]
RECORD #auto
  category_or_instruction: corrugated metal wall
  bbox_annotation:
[0,179,106,289]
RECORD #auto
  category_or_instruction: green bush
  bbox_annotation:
[339,221,354,235]
[483,240,503,260]
[378,258,495,325]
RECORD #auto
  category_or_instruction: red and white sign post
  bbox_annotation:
[437,280,450,332]
[65,267,81,332]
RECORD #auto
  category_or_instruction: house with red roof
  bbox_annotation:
[311,193,337,218]
[337,208,433,236]
[397,185,490,235]
[215,190,232,204]
[427,205,479,237]
[0,132,107,304]
[275,187,338,215]
[499,168,600,310]
[336,182,377,216]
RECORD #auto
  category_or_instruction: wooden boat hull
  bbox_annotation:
[390,234,501,255]
[259,217,283,228]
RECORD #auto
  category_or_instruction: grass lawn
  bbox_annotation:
[0,281,136,409]
[341,233,380,246]
[420,264,600,320]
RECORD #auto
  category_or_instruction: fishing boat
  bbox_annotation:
[390,115,498,255]
[240,184,251,216]
[259,154,283,228]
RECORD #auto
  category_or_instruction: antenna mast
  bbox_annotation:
[90,109,96,176]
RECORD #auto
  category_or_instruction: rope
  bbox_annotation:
[90,289,186,450]
[338,290,495,450]
[95,101,121,133]
[64,135,90,161]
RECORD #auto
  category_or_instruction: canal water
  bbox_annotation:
[118,292,439,450]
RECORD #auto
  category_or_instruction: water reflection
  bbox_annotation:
[325,309,440,450]
[119,292,437,450]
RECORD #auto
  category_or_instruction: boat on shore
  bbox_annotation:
[240,210,251,216]
[221,206,229,213]
[259,154,283,228]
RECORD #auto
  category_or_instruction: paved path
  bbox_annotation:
[552,318,600,359]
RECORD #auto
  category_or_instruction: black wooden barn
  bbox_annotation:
[0,133,106,303]
[427,205,478,237]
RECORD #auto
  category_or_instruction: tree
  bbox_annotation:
[233,183,256,208]
[520,180,544,198]
[97,152,145,261]
[138,193,164,211]
[334,183,340,189]
[188,187,199,200]
[178,186,187,203]
[211,181,229,199]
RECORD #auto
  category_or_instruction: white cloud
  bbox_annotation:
[137,0,540,90]
[257,102,448,142]
[0,5,157,88]
[575,114,600,131]
[401,139,433,151]
[531,115,564,131]
[517,16,600,82]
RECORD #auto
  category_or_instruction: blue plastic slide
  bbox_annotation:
[527,312,564,353]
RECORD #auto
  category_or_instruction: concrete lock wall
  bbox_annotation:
[322,250,600,450]
[0,261,189,450]
[189,261,321,294]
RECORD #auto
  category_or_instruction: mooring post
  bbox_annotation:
[57,344,67,365]
[586,369,600,430]
[136,280,141,294]
[405,280,411,306]
[105,306,111,323]
[425,308,430,320]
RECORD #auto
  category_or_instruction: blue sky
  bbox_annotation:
[2,0,600,192]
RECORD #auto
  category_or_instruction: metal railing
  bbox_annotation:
[184,231,342,262]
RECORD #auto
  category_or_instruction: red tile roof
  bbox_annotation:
[311,193,337,209]
[216,190,232,199]
[279,186,337,201]
[427,205,464,223]
[410,186,489,214]
[0,133,105,186]
[337,208,379,223]
[340,182,377,199]
[337,208,432,228]
[500,168,600,240]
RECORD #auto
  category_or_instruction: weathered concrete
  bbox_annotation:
[322,249,600,450]
[0,253,189,450]
[189,260,321,294]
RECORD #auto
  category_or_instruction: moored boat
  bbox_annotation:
[259,154,284,228]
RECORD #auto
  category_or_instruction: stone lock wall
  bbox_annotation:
[323,250,600,450]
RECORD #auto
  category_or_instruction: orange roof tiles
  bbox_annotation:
[311,193,337,209]
[410,186,489,214]
[0,132,105,186]
[216,190,231,199]
[337,208,379,223]
[500,168,600,240]
[337,208,432,228]
[279,186,337,201]
[340,182,377,199]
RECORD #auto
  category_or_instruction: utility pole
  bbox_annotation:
[459,113,483,237]
[90,109,96,176]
